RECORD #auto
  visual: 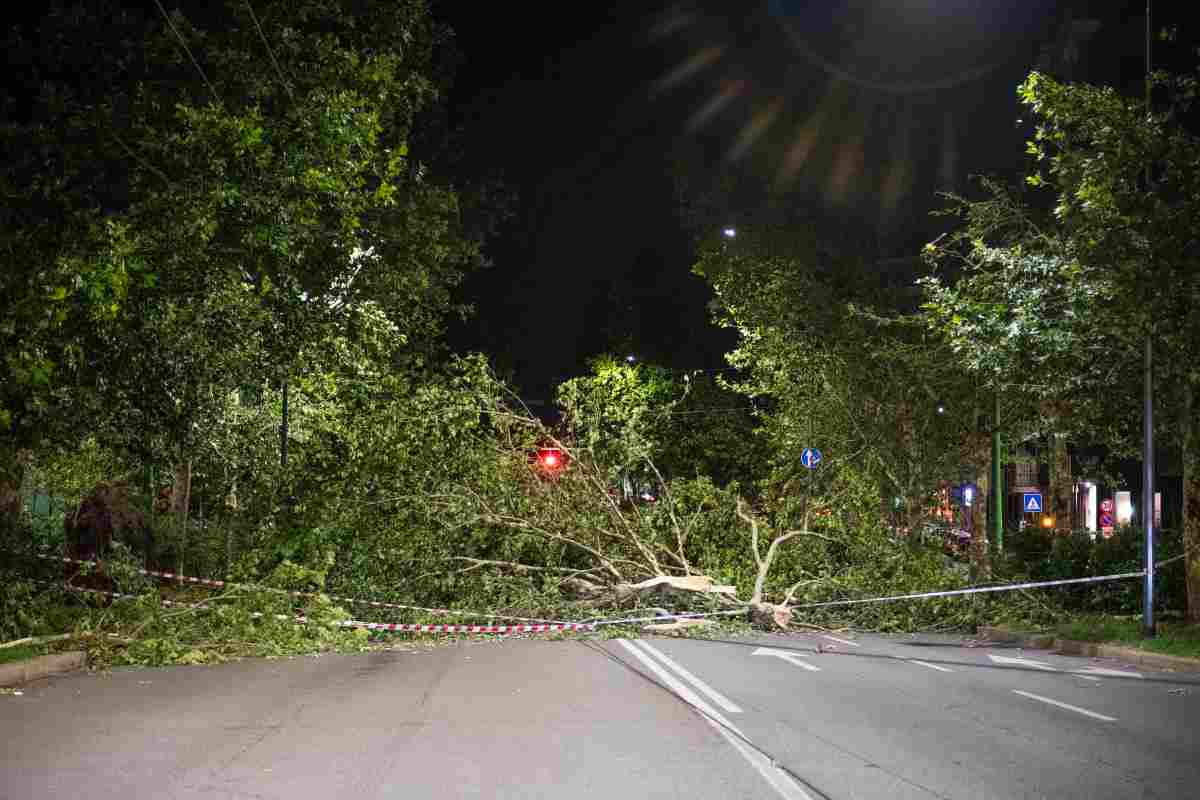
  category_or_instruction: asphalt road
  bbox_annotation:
[2,632,1198,799]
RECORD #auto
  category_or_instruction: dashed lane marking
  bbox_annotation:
[1013,690,1117,722]
[821,635,860,648]
[752,647,822,672]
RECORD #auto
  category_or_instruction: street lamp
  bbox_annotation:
[722,227,737,238]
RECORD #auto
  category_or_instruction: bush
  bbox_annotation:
[998,526,1185,616]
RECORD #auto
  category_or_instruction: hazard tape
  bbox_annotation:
[790,569,1148,609]
[26,552,569,624]
[333,621,595,634]
[24,550,1192,627]
[1154,553,1187,569]
[44,581,595,635]
[589,609,749,627]
[792,553,1192,612]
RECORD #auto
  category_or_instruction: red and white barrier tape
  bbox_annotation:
[334,621,594,634]
[589,609,749,627]
[30,552,568,624]
[47,581,595,635]
[28,551,1191,628]
[790,569,1148,609]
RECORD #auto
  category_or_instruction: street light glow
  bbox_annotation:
[722,227,736,238]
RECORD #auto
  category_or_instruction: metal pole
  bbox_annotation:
[1143,337,1155,636]
[993,390,1003,553]
[1142,0,1156,639]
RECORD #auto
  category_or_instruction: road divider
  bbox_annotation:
[627,639,743,712]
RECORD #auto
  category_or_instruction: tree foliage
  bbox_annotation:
[921,64,1200,618]
[695,224,986,528]
[0,0,480,469]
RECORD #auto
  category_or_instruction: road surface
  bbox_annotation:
[2,632,1198,799]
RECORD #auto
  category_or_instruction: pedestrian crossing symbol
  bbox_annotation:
[1023,493,1043,513]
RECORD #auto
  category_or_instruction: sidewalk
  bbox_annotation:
[977,624,1200,673]
[0,651,87,688]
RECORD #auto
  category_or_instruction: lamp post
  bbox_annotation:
[1141,0,1156,639]
[992,390,1003,553]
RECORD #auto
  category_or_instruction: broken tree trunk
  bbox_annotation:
[561,574,737,608]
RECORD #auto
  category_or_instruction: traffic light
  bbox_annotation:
[535,447,566,475]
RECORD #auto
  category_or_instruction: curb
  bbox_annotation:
[0,651,88,688]
[976,625,1057,649]
[977,625,1200,674]
[1053,640,1200,672]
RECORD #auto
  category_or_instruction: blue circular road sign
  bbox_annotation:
[800,448,822,469]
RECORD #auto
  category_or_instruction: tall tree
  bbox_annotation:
[922,66,1200,618]
[695,223,986,545]
[1,0,483,509]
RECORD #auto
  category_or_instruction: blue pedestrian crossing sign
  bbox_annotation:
[800,448,822,469]
[1023,492,1043,513]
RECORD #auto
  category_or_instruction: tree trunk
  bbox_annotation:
[970,515,991,579]
[1183,384,1200,624]
[0,449,32,534]
[172,460,192,572]
[966,432,993,573]
[1052,434,1072,534]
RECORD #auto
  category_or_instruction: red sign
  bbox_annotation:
[1099,498,1115,536]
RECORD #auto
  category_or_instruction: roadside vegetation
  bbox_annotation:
[1055,617,1200,660]
[2,2,1197,669]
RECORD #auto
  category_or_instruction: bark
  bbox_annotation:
[172,461,192,527]
[1183,384,1200,624]
[172,460,192,573]
[969,519,991,579]
[749,602,792,631]
[967,473,991,579]
[560,574,735,608]
[1051,433,1072,534]
[0,449,32,532]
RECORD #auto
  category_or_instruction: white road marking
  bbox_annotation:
[988,654,1057,671]
[616,640,815,800]
[910,660,954,673]
[821,635,860,647]
[1013,690,1117,722]
[752,647,822,672]
[1074,667,1143,679]
[629,639,743,713]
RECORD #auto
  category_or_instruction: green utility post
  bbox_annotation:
[992,391,1003,553]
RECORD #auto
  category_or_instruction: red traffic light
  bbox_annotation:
[536,447,565,472]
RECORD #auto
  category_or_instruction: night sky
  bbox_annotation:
[440,0,1188,399]
[2,1,1190,401]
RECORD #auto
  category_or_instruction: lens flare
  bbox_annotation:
[727,98,784,163]
[653,45,726,94]
[686,80,745,133]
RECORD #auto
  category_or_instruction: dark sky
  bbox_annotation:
[3,1,1189,401]
[439,0,1187,399]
